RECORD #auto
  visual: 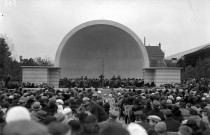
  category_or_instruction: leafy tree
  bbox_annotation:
[34,57,54,66]
[0,37,12,80]
[182,65,196,80]
[20,56,54,66]
[182,58,210,80]
[195,58,210,79]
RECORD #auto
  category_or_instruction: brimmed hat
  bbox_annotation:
[153,100,160,109]
[190,106,200,115]
[148,115,161,122]
[31,102,42,111]
[68,120,83,134]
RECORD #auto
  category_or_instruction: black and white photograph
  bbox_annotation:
[0,0,210,135]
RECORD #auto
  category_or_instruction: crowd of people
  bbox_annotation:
[59,77,152,88]
[0,80,210,135]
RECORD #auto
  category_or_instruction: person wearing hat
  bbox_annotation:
[56,99,64,113]
[138,113,151,131]
[147,115,161,134]
[30,102,47,122]
[92,93,98,102]
[164,109,180,132]
[155,122,167,135]
[69,97,77,112]
[99,109,122,132]
[148,100,165,121]
[148,115,161,127]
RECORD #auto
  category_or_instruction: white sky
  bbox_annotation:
[0,0,210,60]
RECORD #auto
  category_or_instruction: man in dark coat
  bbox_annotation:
[89,100,108,122]
[148,100,165,121]
[99,110,122,132]
[164,109,180,132]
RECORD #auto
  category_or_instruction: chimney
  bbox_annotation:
[144,37,146,46]
[158,42,161,49]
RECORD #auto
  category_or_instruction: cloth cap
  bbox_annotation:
[82,97,90,102]
[49,97,56,103]
[9,95,14,99]
[202,107,210,112]
[164,110,172,117]
[168,95,174,100]
[127,123,148,135]
[176,96,181,101]
[56,99,64,105]
[167,99,172,104]
[148,115,161,122]
[29,95,35,100]
[69,97,75,101]
[190,106,199,115]
[155,122,167,133]
[109,110,119,118]
[6,106,31,123]
[92,93,98,97]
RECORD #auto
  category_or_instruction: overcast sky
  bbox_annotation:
[0,0,210,60]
